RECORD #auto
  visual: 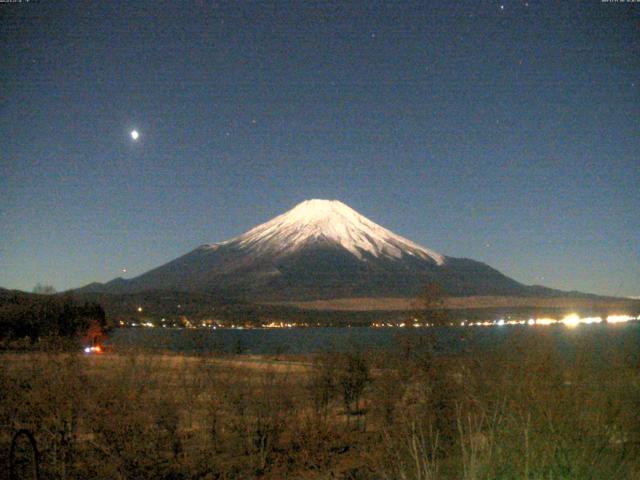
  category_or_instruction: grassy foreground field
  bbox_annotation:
[1,329,640,479]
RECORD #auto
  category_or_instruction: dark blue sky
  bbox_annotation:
[1,1,638,296]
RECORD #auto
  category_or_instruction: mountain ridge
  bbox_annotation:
[75,199,587,301]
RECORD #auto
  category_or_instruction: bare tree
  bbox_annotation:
[307,354,338,423]
[338,350,371,429]
[33,283,57,295]
[415,282,449,326]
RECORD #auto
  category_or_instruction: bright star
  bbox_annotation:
[130,130,140,140]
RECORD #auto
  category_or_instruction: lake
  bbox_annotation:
[108,323,640,355]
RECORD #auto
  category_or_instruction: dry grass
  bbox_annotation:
[1,329,639,479]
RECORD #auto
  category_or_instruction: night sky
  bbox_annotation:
[1,1,638,297]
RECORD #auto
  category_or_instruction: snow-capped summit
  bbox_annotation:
[80,199,532,300]
[211,199,445,265]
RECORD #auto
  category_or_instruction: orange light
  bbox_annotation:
[94,345,102,353]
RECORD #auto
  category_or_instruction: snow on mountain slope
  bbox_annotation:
[76,198,546,299]
[205,199,445,265]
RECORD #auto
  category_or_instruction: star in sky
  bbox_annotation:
[1,0,638,297]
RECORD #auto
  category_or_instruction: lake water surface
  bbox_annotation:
[109,323,640,355]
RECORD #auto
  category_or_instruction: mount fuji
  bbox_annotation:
[79,199,552,301]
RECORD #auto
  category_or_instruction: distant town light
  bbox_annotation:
[536,318,556,326]
[562,314,580,328]
[582,316,602,324]
[137,307,143,312]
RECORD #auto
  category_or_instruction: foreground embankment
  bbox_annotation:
[2,328,639,479]
[272,295,640,312]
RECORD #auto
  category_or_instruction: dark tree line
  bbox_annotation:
[0,293,106,343]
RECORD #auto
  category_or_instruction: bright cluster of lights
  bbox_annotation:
[557,314,639,327]
[562,314,582,328]
[372,321,438,328]
[606,314,637,324]
[370,314,639,328]
[264,321,301,328]
[83,345,102,354]
[460,314,639,328]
